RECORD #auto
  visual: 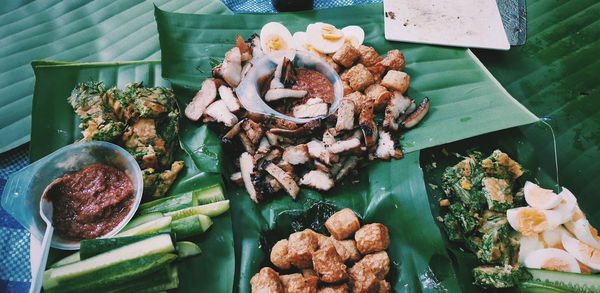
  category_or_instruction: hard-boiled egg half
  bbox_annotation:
[524,181,561,209]
[292,31,323,56]
[517,227,567,263]
[341,25,365,48]
[565,218,600,249]
[524,248,581,273]
[306,23,346,54]
[260,22,295,60]
[562,233,600,272]
[550,187,577,224]
[507,207,565,236]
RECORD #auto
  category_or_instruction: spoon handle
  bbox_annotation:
[30,224,53,293]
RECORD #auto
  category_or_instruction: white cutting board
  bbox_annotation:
[383,0,510,50]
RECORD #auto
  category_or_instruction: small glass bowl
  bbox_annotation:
[236,50,344,124]
[1,141,144,250]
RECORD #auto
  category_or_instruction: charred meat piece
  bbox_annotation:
[222,120,243,144]
[250,267,284,293]
[383,92,414,131]
[293,100,329,118]
[375,131,403,160]
[359,100,377,148]
[269,118,322,139]
[265,163,300,199]
[239,131,256,154]
[300,170,334,191]
[265,88,308,101]
[205,100,238,127]
[329,138,361,154]
[212,47,243,88]
[240,152,259,202]
[241,62,253,80]
[364,84,392,111]
[380,70,410,94]
[218,85,241,112]
[343,91,368,113]
[242,118,264,144]
[281,57,298,87]
[283,144,310,165]
[271,59,286,89]
[307,140,336,165]
[401,97,430,129]
[335,99,355,132]
[246,33,264,59]
[235,34,252,62]
[185,78,217,121]
[230,171,243,186]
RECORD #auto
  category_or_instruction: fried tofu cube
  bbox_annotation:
[380,70,410,94]
[342,80,353,96]
[346,64,375,92]
[344,91,369,113]
[364,84,392,110]
[355,223,390,254]
[355,251,390,279]
[367,64,386,82]
[302,268,318,278]
[312,245,349,283]
[358,45,383,67]
[318,284,350,293]
[379,49,406,71]
[377,280,391,293]
[325,208,361,240]
[349,264,380,293]
[323,55,342,73]
[287,229,319,269]
[279,273,319,293]
[251,267,284,293]
[333,43,361,68]
[271,239,292,270]
[333,239,361,262]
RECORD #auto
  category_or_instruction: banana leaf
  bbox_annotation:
[0,0,231,153]
[154,3,539,156]
[30,60,234,293]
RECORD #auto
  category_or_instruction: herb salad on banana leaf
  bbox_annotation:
[68,81,184,198]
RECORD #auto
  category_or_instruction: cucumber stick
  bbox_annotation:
[171,215,213,240]
[165,200,230,220]
[43,234,174,287]
[193,184,226,205]
[50,252,80,268]
[117,216,172,237]
[519,269,600,293]
[176,241,202,258]
[44,253,176,293]
[123,212,164,231]
[105,265,178,293]
[139,265,179,293]
[80,234,164,260]
[139,184,224,214]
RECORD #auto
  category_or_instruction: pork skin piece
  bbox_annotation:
[185,78,217,121]
[265,163,300,199]
[300,170,334,191]
[212,47,242,88]
[359,100,377,148]
[383,92,413,131]
[218,85,241,112]
[375,131,403,160]
[335,99,355,132]
[293,102,328,118]
[242,118,264,144]
[240,152,259,202]
[205,99,238,127]
[265,88,308,102]
[283,144,310,165]
[328,138,361,154]
[401,97,430,129]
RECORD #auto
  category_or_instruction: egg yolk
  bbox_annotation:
[590,225,600,241]
[320,25,343,41]
[577,241,600,264]
[541,257,573,272]
[344,36,358,47]
[518,208,548,237]
[265,35,286,51]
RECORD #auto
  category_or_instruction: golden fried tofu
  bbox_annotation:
[379,49,406,71]
[333,44,361,68]
[279,273,318,293]
[380,70,410,94]
[331,238,361,263]
[312,245,348,283]
[355,224,390,255]
[364,84,392,111]
[358,45,383,67]
[348,264,380,293]
[271,239,292,270]
[343,92,369,113]
[346,64,375,92]
[323,55,342,73]
[342,80,353,96]
[377,280,391,293]
[302,269,318,278]
[354,251,390,279]
[288,229,319,269]
[318,284,350,293]
[326,208,361,240]
[251,267,284,293]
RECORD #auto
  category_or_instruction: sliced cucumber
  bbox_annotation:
[116,216,172,237]
[105,265,178,293]
[139,192,194,214]
[123,212,164,231]
[171,215,213,240]
[139,265,179,293]
[80,234,165,260]
[50,252,80,268]
[44,253,176,292]
[193,184,226,205]
[519,269,600,293]
[43,234,174,288]
[164,200,230,220]
[176,241,202,258]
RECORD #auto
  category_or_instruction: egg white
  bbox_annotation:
[306,22,345,54]
[524,181,561,210]
[260,22,295,61]
[507,207,564,236]
[341,25,365,48]
[565,218,600,249]
[524,248,581,273]
[562,233,600,272]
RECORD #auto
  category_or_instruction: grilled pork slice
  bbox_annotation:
[185,78,217,121]
[239,132,256,154]
[205,100,238,127]
[329,138,361,154]
[222,120,243,144]
[359,100,377,148]
[240,152,259,202]
[212,47,243,88]
[218,85,241,112]
[269,119,322,139]
[383,92,414,131]
[265,163,300,199]
[242,119,264,144]
[283,144,310,165]
[401,97,430,129]
[300,170,334,191]
[265,88,308,102]
[293,101,328,118]
[375,131,403,160]
[335,99,355,132]
[306,140,336,165]
[235,34,252,62]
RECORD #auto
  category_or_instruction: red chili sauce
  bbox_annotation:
[46,164,134,240]
[292,69,334,103]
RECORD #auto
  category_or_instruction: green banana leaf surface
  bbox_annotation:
[30,60,234,293]
[0,0,231,153]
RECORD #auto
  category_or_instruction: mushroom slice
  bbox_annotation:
[335,156,360,181]
[359,100,377,148]
[265,88,308,102]
[401,97,430,129]
[240,152,259,202]
[383,92,413,131]
[236,34,252,62]
[212,47,242,88]
[205,100,238,127]
[328,138,361,154]
[300,170,334,191]
[218,85,242,112]
[375,131,403,160]
[185,78,218,121]
[265,163,300,199]
[242,119,264,144]
[222,120,243,144]
[335,99,355,132]
[239,132,256,155]
[282,144,310,165]
[230,171,243,186]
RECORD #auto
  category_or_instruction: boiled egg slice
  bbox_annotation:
[518,234,545,263]
[260,22,295,60]
[549,187,577,224]
[507,207,563,236]
[542,226,568,248]
[524,181,561,209]
[524,248,581,273]
[306,22,345,54]
[341,25,365,48]
[292,32,324,56]
[565,218,600,249]
[562,233,600,272]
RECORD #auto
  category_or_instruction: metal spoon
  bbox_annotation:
[30,178,60,293]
